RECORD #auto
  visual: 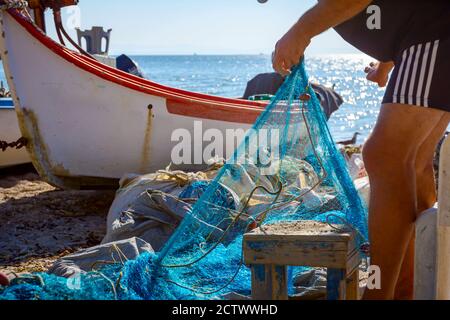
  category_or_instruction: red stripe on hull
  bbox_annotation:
[167,99,261,124]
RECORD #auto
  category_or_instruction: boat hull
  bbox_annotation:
[0,99,30,168]
[0,10,267,189]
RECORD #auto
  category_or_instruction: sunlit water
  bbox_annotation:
[130,54,384,143]
[1,54,384,143]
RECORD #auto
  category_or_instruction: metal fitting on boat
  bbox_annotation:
[0,0,28,10]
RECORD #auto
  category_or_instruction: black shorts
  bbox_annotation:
[333,0,450,111]
[383,36,450,111]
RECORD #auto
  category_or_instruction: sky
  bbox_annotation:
[45,0,360,56]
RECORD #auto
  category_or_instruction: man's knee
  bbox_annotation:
[415,159,435,178]
[363,135,415,174]
[415,142,436,181]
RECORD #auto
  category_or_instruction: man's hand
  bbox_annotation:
[364,61,394,87]
[273,26,311,76]
[272,0,371,75]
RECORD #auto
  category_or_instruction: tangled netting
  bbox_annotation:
[0,62,368,300]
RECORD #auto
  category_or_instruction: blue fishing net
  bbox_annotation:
[0,62,368,300]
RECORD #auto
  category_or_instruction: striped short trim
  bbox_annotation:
[385,40,440,108]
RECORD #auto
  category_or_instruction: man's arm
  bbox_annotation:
[273,0,373,75]
[297,0,373,39]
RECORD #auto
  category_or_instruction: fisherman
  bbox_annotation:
[272,0,450,300]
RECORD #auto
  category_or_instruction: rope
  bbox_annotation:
[0,0,27,10]
[55,14,92,57]
[10,274,45,287]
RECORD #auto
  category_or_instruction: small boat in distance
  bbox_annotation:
[0,97,30,168]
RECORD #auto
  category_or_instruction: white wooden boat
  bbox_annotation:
[0,9,268,189]
[0,97,31,168]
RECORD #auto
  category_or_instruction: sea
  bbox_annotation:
[0,54,385,143]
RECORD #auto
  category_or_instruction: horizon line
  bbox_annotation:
[109,52,369,57]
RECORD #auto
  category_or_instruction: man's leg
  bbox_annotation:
[394,114,450,300]
[415,116,450,212]
[362,103,447,300]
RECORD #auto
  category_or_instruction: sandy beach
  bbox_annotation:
[0,165,115,277]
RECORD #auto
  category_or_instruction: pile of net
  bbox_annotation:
[0,62,368,300]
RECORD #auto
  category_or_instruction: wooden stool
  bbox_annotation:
[243,221,361,300]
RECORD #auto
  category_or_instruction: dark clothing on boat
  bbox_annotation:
[116,54,145,78]
[334,0,450,111]
[243,73,344,119]
[243,73,285,100]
